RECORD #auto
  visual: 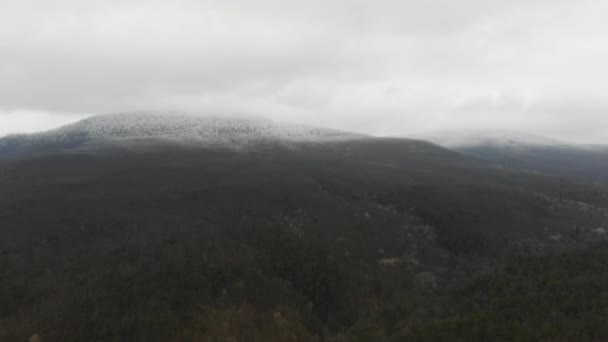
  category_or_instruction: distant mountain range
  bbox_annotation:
[3,113,608,183]
[409,130,608,181]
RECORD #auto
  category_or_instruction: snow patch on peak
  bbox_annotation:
[409,130,571,150]
[0,111,368,155]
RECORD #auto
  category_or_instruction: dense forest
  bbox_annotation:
[1,139,608,340]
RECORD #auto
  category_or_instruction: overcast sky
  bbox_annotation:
[1,0,607,142]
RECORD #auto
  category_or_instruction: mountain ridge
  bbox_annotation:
[0,111,369,157]
[407,129,608,181]
[409,129,579,149]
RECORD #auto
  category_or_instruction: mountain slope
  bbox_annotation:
[410,130,608,181]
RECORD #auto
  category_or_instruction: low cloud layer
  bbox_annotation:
[2,0,607,142]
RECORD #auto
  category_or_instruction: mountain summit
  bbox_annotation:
[0,111,367,157]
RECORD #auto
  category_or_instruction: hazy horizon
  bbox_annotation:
[1,110,607,146]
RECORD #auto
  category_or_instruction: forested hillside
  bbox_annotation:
[1,139,607,340]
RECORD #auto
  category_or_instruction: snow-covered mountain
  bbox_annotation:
[408,130,608,181]
[0,111,368,157]
[410,130,573,150]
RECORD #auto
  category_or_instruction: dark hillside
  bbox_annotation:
[1,139,607,340]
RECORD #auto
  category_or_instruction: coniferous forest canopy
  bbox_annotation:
[2,134,608,340]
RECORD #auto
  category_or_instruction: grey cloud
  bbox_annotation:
[1,0,607,142]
